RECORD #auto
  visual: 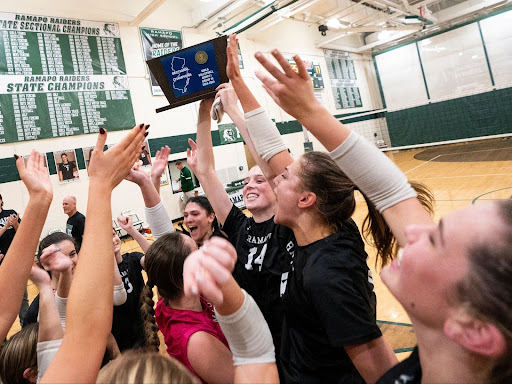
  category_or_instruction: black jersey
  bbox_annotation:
[280,219,382,384]
[112,252,145,351]
[377,347,421,384]
[222,204,295,357]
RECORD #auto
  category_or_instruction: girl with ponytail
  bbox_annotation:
[140,232,234,384]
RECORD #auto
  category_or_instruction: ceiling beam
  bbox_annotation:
[129,0,167,26]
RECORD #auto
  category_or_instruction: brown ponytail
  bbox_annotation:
[298,152,434,269]
[139,232,194,353]
[361,181,435,269]
[140,284,160,352]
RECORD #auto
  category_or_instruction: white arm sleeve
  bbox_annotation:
[215,290,275,366]
[245,107,287,162]
[55,294,67,331]
[145,201,174,240]
[329,132,416,212]
[113,283,127,306]
[36,339,62,383]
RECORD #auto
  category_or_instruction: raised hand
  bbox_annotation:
[215,83,240,115]
[88,124,149,190]
[15,150,52,202]
[186,138,200,175]
[254,49,321,122]
[29,263,51,288]
[151,146,171,179]
[116,215,133,232]
[183,237,237,306]
[39,245,73,273]
[125,163,151,186]
[226,34,242,81]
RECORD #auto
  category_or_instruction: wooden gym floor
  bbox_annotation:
[7,137,512,361]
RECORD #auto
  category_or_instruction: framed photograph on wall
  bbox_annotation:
[167,158,198,194]
[139,140,152,167]
[159,167,169,186]
[54,150,79,184]
[83,146,94,176]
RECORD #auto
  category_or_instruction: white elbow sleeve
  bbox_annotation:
[245,107,287,162]
[216,290,275,366]
[329,132,416,213]
[145,201,174,240]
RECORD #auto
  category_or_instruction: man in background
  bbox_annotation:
[63,196,86,250]
[175,161,195,215]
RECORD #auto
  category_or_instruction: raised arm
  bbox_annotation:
[0,151,52,341]
[125,163,173,240]
[31,264,63,343]
[226,34,292,179]
[150,145,171,194]
[253,49,433,246]
[117,215,151,254]
[183,237,279,384]
[215,83,279,188]
[187,98,233,225]
[42,124,148,384]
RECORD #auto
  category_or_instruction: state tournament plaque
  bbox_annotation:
[146,35,228,112]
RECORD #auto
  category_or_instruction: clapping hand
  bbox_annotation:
[183,237,237,306]
[125,163,151,186]
[151,146,171,179]
[39,245,73,273]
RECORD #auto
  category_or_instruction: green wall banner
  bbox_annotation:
[139,27,182,96]
[0,12,135,144]
[324,49,362,109]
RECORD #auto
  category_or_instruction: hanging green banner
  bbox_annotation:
[0,12,136,144]
[139,27,182,96]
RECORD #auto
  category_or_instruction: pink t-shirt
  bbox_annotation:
[155,296,229,383]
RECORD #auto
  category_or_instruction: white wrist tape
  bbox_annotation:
[245,107,287,162]
[145,201,174,240]
[329,132,416,213]
[211,97,224,123]
[216,290,275,366]
[55,294,67,331]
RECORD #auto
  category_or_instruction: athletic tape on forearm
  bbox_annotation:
[55,294,67,331]
[329,132,416,213]
[113,283,127,306]
[145,201,174,240]
[245,107,287,162]
[216,290,275,366]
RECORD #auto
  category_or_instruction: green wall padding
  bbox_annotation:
[386,88,512,147]
[0,156,20,183]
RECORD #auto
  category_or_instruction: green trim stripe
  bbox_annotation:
[393,347,415,354]
[376,319,413,327]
